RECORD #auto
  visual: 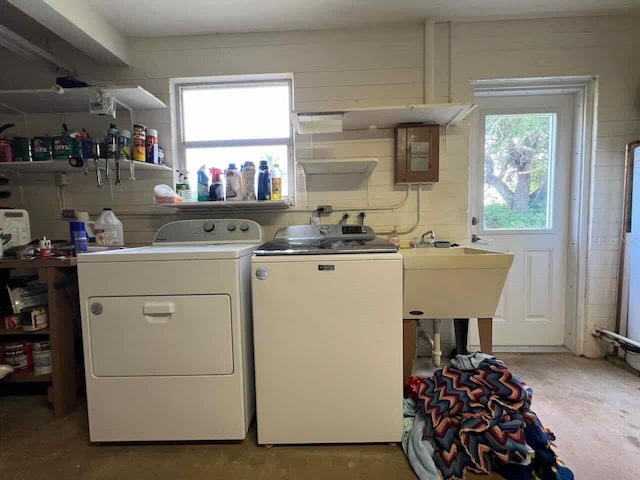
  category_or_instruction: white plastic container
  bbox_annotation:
[95,208,124,246]
[225,163,243,201]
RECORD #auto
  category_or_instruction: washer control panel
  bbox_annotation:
[152,219,262,244]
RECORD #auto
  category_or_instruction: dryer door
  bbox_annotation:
[88,295,233,377]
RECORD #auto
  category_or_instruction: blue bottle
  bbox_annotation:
[197,166,210,202]
[69,221,88,255]
[257,160,271,201]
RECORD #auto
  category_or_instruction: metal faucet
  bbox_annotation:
[413,229,436,248]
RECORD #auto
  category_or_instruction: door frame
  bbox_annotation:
[470,76,597,355]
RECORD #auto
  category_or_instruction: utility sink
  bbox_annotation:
[402,247,514,319]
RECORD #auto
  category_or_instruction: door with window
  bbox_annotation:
[469,93,575,346]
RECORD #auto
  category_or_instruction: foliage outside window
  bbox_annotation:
[483,114,555,230]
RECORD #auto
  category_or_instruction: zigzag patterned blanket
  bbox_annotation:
[409,358,539,480]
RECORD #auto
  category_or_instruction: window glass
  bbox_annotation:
[483,113,555,230]
[182,84,290,142]
[186,145,288,197]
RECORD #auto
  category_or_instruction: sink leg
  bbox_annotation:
[478,317,493,355]
[403,319,417,386]
[432,319,442,368]
[453,318,470,358]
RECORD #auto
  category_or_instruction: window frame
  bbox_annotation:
[172,76,294,200]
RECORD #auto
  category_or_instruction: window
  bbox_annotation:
[175,79,293,198]
[482,113,556,230]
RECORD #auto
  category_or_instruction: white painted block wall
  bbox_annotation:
[0,15,639,357]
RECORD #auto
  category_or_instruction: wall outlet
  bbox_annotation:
[62,209,78,219]
[316,205,332,215]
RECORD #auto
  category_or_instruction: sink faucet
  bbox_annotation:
[413,229,436,248]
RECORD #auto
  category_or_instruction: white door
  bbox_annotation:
[469,93,575,346]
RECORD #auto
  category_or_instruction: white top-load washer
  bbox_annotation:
[251,224,403,445]
[78,219,262,442]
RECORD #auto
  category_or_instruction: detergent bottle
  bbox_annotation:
[197,166,210,202]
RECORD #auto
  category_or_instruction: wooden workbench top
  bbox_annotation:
[0,257,77,269]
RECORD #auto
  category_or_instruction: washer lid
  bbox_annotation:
[77,244,259,262]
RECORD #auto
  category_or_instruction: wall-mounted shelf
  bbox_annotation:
[158,200,291,211]
[298,158,378,176]
[0,159,171,174]
[0,86,166,114]
[291,103,476,134]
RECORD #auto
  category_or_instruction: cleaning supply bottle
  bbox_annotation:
[197,166,210,202]
[225,163,243,201]
[271,163,283,200]
[209,168,225,201]
[94,208,124,246]
[258,160,271,201]
[389,226,400,247]
[243,161,256,200]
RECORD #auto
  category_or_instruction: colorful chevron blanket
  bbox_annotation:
[407,357,539,480]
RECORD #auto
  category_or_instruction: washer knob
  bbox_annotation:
[203,221,215,233]
[240,223,249,232]
[227,223,236,232]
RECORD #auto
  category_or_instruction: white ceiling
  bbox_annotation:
[88,0,640,37]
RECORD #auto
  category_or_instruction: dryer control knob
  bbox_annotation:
[203,221,215,232]
[240,223,249,232]
[227,223,237,232]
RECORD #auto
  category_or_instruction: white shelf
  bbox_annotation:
[0,159,171,173]
[298,158,378,176]
[159,200,291,211]
[0,86,166,114]
[291,102,476,134]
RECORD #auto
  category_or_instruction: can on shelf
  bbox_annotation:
[13,137,31,162]
[119,129,131,159]
[32,340,52,375]
[132,124,146,162]
[32,136,52,161]
[145,128,158,164]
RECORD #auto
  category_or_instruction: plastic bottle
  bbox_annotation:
[258,160,271,201]
[75,211,96,243]
[209,168,225,201]
[389,226,400,247]
[271,163,283,200]
[95,208,124,246]
[106,124,119,159]
[243,161,256,200]
[225,163,243,201]
[197,166,210,202]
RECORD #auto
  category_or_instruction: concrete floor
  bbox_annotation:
[1,354,639,479]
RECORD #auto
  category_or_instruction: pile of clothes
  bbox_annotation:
[403,353,573,480]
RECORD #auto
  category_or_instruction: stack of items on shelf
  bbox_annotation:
[403,353,574,480]
[0,122,164,166]
[0,272,52,380]
[160,159,284,204]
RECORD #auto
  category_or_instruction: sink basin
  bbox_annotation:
[402,247,514,319]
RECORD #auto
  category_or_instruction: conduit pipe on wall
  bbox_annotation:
[424,17,435,105]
